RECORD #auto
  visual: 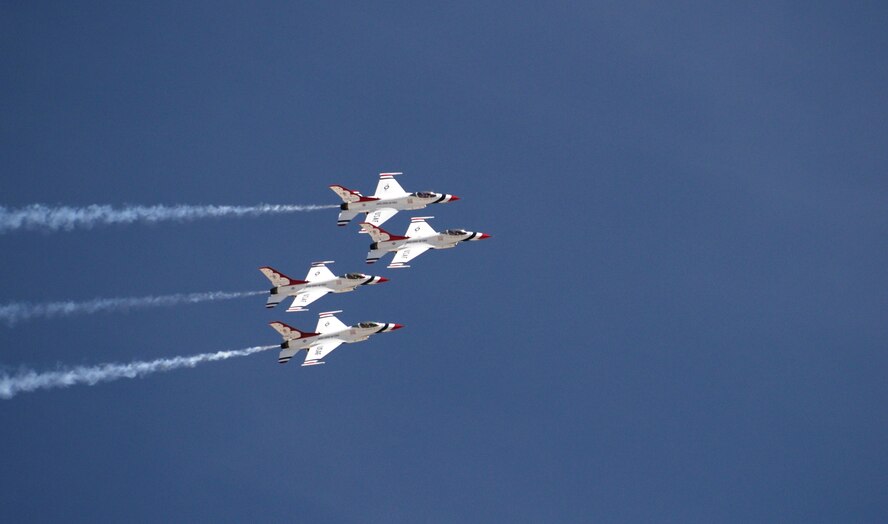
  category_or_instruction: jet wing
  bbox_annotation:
[305,262,336,282]
[406,218,436,238]
[366,207,399,228]
[286,289,330,312]
[303,339,344,366]
[374,173,408,198]
[316,312,348,334]
[388,243,432,268]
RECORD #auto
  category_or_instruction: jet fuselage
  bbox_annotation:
[269,274,384,298]
[341,193,457,220]
[370,230,487,254]
[281,322,402,350]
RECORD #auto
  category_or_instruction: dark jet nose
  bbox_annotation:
[378,277,389,283]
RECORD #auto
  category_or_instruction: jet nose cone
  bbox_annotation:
[391,323,405,330]
[378,277,389,283]
[479,233,491,240]
[449,195,460,202]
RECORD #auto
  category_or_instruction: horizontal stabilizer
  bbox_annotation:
[337,208,360,227]
[366,248,386,265]
[278,347,299,364]
[266,294,286,308]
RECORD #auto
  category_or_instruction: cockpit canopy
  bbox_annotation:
[412,191,437,199]
[444,228,468,236]
[358,322,380,329]
[343,273,366,280]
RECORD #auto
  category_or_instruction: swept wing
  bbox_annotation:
[388,243,432,268]
[303,339,345,366]
[286,289,330,312]
[374,173,408,198]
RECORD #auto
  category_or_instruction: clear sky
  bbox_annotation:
[1,2,886,522]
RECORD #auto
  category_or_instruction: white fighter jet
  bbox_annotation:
[270,310,404,366]
[259,261,388,312]
[361,216,490,268]
[330,172,459,229]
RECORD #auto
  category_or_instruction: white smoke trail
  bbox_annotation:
[0,203,337,234]
[0,345,278,399]
[0,290,266,326]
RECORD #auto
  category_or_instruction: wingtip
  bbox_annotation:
[286,307,309,313]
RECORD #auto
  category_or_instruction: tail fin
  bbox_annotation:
[269,321,319,341]
[359,222,408,243]
[259,267,307,287]
[329,184,363,203]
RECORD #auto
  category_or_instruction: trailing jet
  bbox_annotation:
[259,261,388,312]
[361,216,490,268]
[330,172,459,229]
[269,310,404,366]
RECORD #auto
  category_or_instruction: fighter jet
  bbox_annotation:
[330,172,459,229]
[361,216,490,268]
[259,261,388,312]
[270,310,404,366]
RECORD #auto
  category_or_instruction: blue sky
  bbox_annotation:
[1,2,886,522]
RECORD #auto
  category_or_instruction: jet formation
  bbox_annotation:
[260,172,489,366]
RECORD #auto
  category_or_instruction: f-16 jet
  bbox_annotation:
[270,310,404,366]
[361,216,490,268]
[330,172,459,229]
[259,261,388,312]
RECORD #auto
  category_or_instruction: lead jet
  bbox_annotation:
[330,172,459,229]
[259,261,388,312]
[270,310,404,366]
[361,216,490,268]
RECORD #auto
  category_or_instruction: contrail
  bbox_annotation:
[0,345,278,399]
[0,203,337,234]
[0,290,266,326]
